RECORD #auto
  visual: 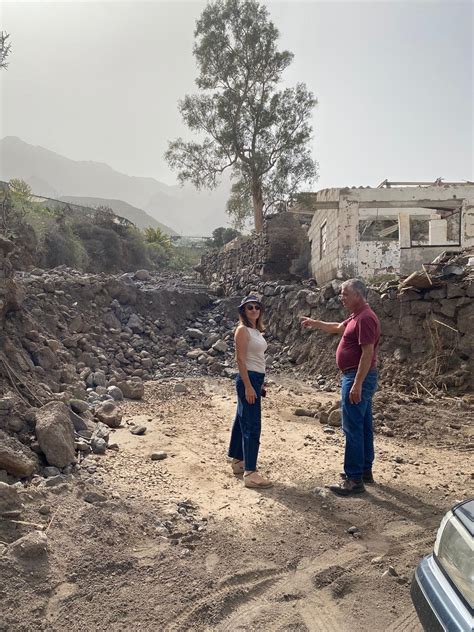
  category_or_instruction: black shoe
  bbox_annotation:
[340,471,375,485]
[329,479,366,496]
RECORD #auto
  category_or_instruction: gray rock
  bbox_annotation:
[212,340,228,353]
[0,429,39,477]
[174,383,188,393]
[36,402,75,468]
[90,371,106,388]
[107,386,124,401]
[328,409,342,427]
[203,333,220,349]
[44,475,66,488]
[32,346,58,370]
[43,466,61,478]
[92,422,110,442]
[187,349,203,359]
[151,451,167,461]
[103,311,121,330]
[130,426,146,436]
[10,531,48,560]
[95,401,122,428]
[69,399,89,414]
[117,379,144,400]
[318,411,329,424]
[69,314,84,333]
[39,505,51,516]
[127,314,144,333]
[294,408,315,417]
[347,526,359,534]
[91,437,107,454]
[134,269,151,281]
[75,439,91,453]
[84,491,107,504]
[186,328,204,340]
[0,481,22,516]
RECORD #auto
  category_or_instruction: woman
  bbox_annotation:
[227,295,272,489]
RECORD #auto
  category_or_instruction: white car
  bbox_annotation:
[411,498,473,631]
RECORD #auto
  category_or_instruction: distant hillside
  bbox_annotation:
[59,196,177,235]
[0,136,232,235]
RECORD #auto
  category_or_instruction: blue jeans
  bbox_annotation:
[341,369,378,480]
[228,371,265,472]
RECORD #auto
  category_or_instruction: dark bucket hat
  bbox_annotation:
[238,295,262,309]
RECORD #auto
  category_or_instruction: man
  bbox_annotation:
[300,279,380,497]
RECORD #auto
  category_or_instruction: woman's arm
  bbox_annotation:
[235,326,257,404]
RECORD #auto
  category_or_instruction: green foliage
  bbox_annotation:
[144,226,172,248]
[1,183,187,273]
[72,223,124,273]
[165,0,317,231]
[206,226,241,249]
[43,224,88,269]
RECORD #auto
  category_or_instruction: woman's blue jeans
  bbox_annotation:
[341,369,378,480]
[228,371,265,472]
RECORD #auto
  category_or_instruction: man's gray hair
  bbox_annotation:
[341,278,368,298]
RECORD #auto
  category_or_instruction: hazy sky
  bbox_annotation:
[1,0,473,190]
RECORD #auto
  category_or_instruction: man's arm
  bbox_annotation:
[300,316,345,335]
[349,344,373,404]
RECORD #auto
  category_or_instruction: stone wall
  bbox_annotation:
[199,213,310,294]
[264,276,473,391]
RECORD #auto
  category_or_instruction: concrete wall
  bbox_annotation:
[307,207,340,283]
[358,240,400,279]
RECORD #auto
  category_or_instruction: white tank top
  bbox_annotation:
[243,326,267,373]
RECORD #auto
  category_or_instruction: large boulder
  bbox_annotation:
[35,402,75,468]
[0,430,38,477]
[95,401,122,428]
[117,378,144,400]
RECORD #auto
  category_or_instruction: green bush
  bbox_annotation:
[43,224,88,269]
[73,223,123,273]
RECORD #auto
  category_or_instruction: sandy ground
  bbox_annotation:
[1,376,472,632]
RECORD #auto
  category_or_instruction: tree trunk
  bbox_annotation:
[252,180,264,233]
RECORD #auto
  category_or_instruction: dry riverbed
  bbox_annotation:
[1,375,472,631]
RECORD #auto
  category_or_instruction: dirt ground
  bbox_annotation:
[1,376,473,632]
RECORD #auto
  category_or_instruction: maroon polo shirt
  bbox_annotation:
[336,304,380,372]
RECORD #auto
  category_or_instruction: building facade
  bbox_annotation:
[296,182,474,284]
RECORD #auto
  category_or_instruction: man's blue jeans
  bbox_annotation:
[341,369,378,480]
[228,371,265,472]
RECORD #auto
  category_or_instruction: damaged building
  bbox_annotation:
[295,181,474,284]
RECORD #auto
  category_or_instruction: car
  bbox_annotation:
[411,498,473,632]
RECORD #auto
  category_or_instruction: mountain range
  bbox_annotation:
[0,136,232,235]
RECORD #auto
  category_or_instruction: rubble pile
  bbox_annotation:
[0,265,240,481]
